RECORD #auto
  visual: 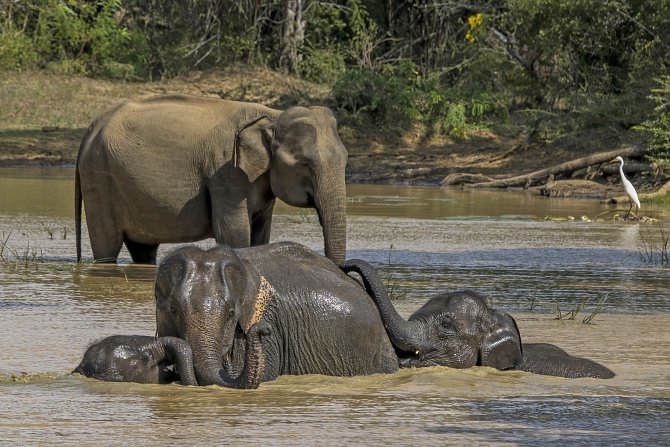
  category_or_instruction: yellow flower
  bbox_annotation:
[468,13,483,29]
[465,30,475,43]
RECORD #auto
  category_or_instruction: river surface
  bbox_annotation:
[0,167,668,446]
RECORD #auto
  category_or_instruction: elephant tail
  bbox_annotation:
[75,164,82,263]
[75,122,93,264]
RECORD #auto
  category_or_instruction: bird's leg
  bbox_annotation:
[627,202,633,219]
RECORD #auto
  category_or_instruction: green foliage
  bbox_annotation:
[299,47,346,84]
[333,60,504,135]
[1,0,670,144]
[635,76,670,168]
[0,28,37,69]
[8,0,146,78]
[345,0,379,68]
[300,2,347,83]
[332,67,417,130]
[501,0,670,108]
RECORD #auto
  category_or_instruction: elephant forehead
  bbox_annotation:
[420,291,490,315]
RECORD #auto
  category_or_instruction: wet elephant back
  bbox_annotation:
[237,242,399,376]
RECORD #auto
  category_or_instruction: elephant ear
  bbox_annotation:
[479,313,523,370]
[236,261,274,333]
[234,115,274,183]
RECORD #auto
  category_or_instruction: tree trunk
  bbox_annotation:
[279,0,305,74]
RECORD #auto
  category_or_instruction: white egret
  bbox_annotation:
[613,156,640,217]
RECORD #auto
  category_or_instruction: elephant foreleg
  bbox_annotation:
[208,171,252,248]
[124,237,159,264]
[250,202,275,246]
[211,202,251,248]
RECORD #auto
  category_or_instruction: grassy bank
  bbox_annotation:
[0,67,331,166]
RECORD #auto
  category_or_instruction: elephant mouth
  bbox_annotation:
[396,347,440,368]
[159,364,179,384]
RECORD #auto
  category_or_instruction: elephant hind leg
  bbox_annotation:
[82,189,124,263]
[87,224,123,263]
[124,237,159,264]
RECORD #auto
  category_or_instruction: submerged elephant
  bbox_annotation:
[75,95,348,264]
[341,259,615,379]
[155,241,587,389]
[74,335,198,385]
[155,242,399,388]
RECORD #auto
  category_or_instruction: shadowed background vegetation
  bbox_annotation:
[1,0,670,167]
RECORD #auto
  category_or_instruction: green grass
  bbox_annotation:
[639,222,670,267]
[647,193,670,204]
[0,231,44,268]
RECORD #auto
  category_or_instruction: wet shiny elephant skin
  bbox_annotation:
[75,95,348,265]
[155,242,398,388]
[341,259,615,379]
[74,335,198,385]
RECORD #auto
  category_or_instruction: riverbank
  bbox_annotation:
[1,68,665,201]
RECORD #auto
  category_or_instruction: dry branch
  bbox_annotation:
[466,145,646,189]
[441,173,495,186]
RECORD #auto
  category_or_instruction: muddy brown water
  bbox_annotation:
[1,167,669,446]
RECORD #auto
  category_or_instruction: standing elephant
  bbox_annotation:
[341,259,615,379]
[74,335,198,385]
[75,95,348,264]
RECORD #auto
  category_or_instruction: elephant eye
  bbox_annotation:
[170,305,177,314]
[438,316,458,336]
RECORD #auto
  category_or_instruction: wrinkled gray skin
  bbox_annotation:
[519,343,615,379]
[155,242,398,388]
[341,259,615,379]
[74,335,198,385]
[75,95,347,265]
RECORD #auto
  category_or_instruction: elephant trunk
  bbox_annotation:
[188,325,265,389]
[159,336,198,386]
[314,169,347,264]
[340,259,427,354]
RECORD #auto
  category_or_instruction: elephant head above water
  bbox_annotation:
[75,95,347,264]
[155,245,271,388]
[341,259,615,379]
[74,335,198,385]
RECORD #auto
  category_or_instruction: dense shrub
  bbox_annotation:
[636,76,670,168]
[0,28,37,70]
[332,61,504,136]
[1,0,669,142]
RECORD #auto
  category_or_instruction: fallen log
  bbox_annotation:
[440,173,496,186]
[608,178,670,204]
[466,145,646,189]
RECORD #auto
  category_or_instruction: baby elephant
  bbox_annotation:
[74,335,197,385]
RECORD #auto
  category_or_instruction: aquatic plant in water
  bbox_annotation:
[638,222,669,267]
